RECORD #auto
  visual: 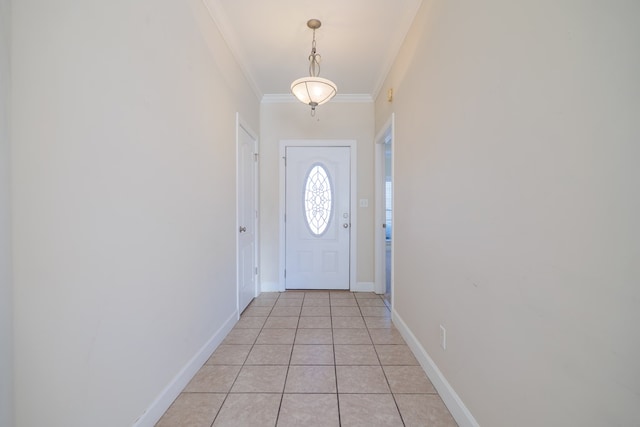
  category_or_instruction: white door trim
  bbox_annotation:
[374,114,394,298]
[279,139,358,292]
[236,113,259,316]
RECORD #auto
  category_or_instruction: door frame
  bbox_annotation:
[236,113,259,316]
[375,114,394,299]
[279,139,357,292]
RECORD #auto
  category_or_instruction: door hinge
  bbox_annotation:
[254,152,259,162]
[255,267,258,275]
[283,156,287,167]
[284,269,286,278]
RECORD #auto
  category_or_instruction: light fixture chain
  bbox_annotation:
[308,29,320,77]
[309,55,320,77]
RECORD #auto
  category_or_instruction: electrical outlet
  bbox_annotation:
[440,325,446,350]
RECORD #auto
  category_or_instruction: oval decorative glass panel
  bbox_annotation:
[304,164,333,235]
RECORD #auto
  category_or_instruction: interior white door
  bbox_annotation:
[285,146,350,289]
[237,122,257,313]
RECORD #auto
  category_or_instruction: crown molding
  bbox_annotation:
[202,0,263,99]
[371,0,424,100]
[261,93,373,104]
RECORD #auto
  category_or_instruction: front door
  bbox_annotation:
[285,146,350,289]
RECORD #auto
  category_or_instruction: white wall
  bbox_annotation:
[0,1,13,426]
[11,1,258,426]
[376,1,640,426]
[260,101,375,291]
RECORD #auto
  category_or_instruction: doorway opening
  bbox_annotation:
[375,114,394,308]
[384,143,392,301]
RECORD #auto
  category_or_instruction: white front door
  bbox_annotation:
[237,119,257,313]
[285,146,350,289]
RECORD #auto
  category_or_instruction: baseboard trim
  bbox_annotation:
[261,281,374,293]
[260,281,282,293]
[133,310,238,427]
[351,281,375,292]
[392,310,480,427]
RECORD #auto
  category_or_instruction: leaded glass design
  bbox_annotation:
[304,164,332,235]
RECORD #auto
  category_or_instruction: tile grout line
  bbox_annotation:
[363,293,407,427]
[276,291,289,427]
[329,293,343,427]
[275,291,303,426]
[211,292,277,426]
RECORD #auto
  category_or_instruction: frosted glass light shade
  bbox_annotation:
[291,77,338,107]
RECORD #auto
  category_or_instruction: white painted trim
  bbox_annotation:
[374,114,395,299]
[374,138,384,295]
[260,281,281,293]
[201,1,262,100]
[262,93,373,104]
[279,140,358,292]
[370,0,424,100]
[392,310,480,427]
[261,94,296,104]
[133,310,238,427]
[352,282,375,292]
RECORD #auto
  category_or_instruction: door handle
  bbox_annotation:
[239,226,247,233]
[343,223,349,228]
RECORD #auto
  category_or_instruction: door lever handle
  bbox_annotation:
[239,226,247,233]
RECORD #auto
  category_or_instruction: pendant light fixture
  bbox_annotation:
[291,19,338,116]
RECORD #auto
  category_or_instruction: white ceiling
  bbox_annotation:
[203,0,423,100]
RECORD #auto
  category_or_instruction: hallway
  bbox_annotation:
[156,291,457,426]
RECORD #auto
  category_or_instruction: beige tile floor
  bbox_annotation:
[156,291,458,427]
